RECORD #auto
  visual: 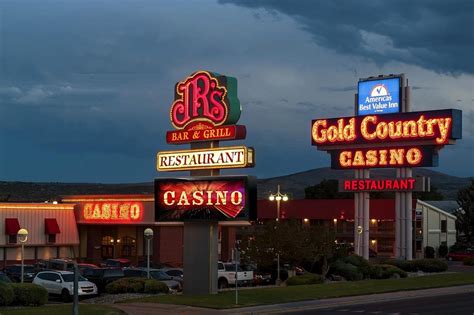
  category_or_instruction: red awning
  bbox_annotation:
[45,218,60,234]
[5,218,21,235]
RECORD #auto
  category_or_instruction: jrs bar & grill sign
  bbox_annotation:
[166,70,245,144]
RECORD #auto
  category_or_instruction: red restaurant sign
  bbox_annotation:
[339,177,429,192]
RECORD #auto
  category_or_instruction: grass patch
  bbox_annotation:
[0,304,123,315]
[122,272,474,309]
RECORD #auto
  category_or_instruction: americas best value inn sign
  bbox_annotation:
[312,109,461,169]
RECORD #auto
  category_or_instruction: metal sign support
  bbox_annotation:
[183,141,220,295]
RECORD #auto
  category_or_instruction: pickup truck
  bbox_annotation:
[217,261,254,289]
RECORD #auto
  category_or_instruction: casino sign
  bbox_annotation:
[312,109,461,169]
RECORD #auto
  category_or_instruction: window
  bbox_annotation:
[102,235,114,245]
[48,234,56,243]
[441,220,447,233]
[8,235,17,244]
[121,236,136,257]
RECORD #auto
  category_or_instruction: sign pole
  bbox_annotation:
[182,141,219,295]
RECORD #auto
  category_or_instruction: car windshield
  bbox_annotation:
[62,274,87,282]
[150,271,172,280]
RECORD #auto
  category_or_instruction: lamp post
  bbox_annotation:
[268,185,288,285]
[17,229,28,283]
[144,228,154,279]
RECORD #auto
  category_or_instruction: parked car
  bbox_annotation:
[123,268,182,291]
[240,263,272,286]
[159,267,183,285]
[137,261,174,269]
[217,261,254,289]
[33,270,97,302]
[0,271,12,283]
[38,259,75,271]
[3,264,37,282]
[447,248,474,261]
[82,268,124,293]
[101,258,132,269]
[78,263,99,275]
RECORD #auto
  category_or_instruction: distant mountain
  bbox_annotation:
[0,168,471,202]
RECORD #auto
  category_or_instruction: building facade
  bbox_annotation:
[1,203,79,267]
[1,196,457,267]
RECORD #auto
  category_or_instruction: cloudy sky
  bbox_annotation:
[0,0,472,183]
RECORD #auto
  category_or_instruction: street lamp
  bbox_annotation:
[17,229,28,283]
[144,228,154,279]
[268,185,289,285]
[268,185,288,222]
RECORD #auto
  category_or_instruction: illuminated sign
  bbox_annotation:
[166,124,246,144]
[170,70,241,130]
[312,109,461,148]
[358,77,401,115]
[81,202,143,223]
[157,146,255,172]
[154,176,257,221]
[330,146,437,169]
[338,177,430,192]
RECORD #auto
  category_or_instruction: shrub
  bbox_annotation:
[0,282,14,306]
[425,246,435,258]
[463,258,474,266]
[144,279,169,294]
[330,260,363,281]
[370,264,407,279]
[342,255,371,278]
[11,283,48,306]
[438,244,448,258]
[106,277,146,294]
[286,273,324,286]
[415,259,448,273]
[383,259,418,272]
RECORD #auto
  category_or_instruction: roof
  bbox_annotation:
[420,200,460,215]
[257,199,418,220]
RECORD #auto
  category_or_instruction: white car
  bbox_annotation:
[33,270,97,302]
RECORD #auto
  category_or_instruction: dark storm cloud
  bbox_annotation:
[220,0,474,75]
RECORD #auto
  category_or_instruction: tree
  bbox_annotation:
[414,185,444,200]
[456,180,474,244]
[305,179,353,199]
[241,220,336,276]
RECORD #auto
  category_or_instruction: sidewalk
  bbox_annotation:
[111,284,474,315]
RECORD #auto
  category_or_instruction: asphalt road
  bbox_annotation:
[287,292,474,315]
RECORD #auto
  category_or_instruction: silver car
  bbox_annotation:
[33,270,97,302]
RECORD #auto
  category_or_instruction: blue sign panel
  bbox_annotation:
[358,77,400,115]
